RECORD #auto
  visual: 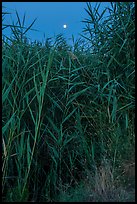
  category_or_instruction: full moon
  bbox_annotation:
[63,24,67,29]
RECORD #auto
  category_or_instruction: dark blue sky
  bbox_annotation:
[2,2,111,43]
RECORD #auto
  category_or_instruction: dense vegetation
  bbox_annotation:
[2,2,135,202]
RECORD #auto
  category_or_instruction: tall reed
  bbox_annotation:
[2,2,135,201]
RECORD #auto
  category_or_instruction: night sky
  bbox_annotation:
[2,2,111,43]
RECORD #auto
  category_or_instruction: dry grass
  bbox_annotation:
[57,159,135,202]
